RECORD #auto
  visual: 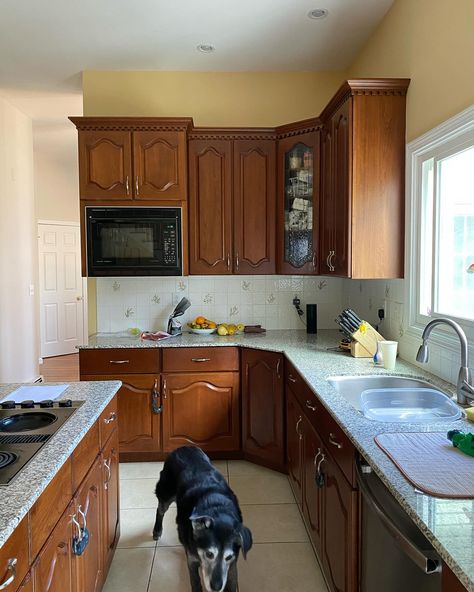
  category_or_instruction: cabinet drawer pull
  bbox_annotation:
[276,358,281,379]
[288,374,297,384]
[135,175,140,196]
[125,175,130,195]
[109,360,130,364]
[306,400,317,412]
[151,378,162,414]
[0,558,17,590]
[103,412,117,424]
[103,458,112,489]
[78,505,87,532]
[295,416,303,438]
[235,252,240,272]
[328,433,343,449]
[227,253,231,271]
[191,358,211,363]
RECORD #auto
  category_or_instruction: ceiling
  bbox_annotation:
[0,0,393,94]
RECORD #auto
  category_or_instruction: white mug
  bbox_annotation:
[379,340,398,370]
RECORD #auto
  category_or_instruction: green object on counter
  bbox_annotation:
[447,430,474,458]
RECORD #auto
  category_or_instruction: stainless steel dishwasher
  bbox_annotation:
[357,458,442,592]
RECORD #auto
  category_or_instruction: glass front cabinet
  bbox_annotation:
[277,130,320,274]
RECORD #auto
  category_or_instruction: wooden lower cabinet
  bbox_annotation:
[33,501,74,592]
[241,349,284,470]
[302,415,324,557]
[286,390,303,506]
[17,573,33,592]
[102,428,120,574]
[162,372,240,452]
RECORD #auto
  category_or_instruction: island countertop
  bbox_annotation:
[80,329,474,591]
[0,380,121,549]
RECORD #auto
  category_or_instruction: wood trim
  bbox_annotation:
[69,117,194,132]
[275,117,322,138]
[189,128,276,141]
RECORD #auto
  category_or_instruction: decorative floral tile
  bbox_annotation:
[152,295,161,304]
[229,305,239,317]
[267,293,276,304]
[112,281,120,292]
[124,307,134,318]
[242,280,251,291]
[203,293,214,304]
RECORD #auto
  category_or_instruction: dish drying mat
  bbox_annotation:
[374,432,474,498]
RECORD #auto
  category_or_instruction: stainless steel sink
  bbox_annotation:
[327,375,462,423]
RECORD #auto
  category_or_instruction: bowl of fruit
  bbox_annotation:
[188,316,217,335]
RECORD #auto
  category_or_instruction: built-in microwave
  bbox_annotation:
[86,207,182,276]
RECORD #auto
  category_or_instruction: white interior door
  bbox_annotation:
[38,223,84,357]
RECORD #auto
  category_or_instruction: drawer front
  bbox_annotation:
[0,516,29,591]
[285,360,321,418]
[162,347,239,373]
[79,348,161,375]
[72,421,100,492]
[99,395,118,448]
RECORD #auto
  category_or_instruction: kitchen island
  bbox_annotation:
[80,329,474,591]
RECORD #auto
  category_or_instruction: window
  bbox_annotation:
[408,105,474,336]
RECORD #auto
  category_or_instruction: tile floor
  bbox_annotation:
[104,460,328,592]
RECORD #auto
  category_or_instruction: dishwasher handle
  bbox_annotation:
[355,458,442,575]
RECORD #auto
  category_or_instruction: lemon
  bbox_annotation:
[217,325,228,336]
[237,323,245,332]
[227,327,236,335]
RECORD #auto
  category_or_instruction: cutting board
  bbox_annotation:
[375,432,474,498]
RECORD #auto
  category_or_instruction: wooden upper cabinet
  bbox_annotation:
[133,131,187,200]
[233,139,276,274]
[78,131,132,200]
[188,139,233,274]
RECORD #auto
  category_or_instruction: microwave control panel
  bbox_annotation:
[163,223,178,264]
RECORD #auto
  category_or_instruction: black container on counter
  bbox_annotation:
[306,304,317,334]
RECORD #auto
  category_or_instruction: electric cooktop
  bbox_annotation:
[0,398,83,485]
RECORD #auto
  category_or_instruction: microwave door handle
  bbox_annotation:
[355,459,441,575]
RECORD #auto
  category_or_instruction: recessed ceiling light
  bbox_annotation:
[308,8,329,19]
[197,43,216,53]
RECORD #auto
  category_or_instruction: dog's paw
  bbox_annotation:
[152,529,162,541]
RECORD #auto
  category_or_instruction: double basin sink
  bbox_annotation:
[327,375,462,423]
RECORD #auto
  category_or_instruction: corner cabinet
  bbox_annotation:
[319,79,410,278]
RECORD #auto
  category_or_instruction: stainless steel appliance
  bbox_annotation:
[86,207,182,276]
[0,399,82,485]
[357,457,442,592]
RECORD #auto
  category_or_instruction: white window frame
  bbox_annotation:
[405,104,474,352]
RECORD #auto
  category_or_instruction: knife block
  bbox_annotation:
[350,321,385,358]
[350,341,373,358]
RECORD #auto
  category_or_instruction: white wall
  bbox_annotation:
[0,97,38,382]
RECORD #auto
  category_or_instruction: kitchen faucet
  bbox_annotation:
[416,318,474,405]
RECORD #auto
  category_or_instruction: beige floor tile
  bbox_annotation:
[120,478,157,509]
[118,508,157,548]
[239,543,328,592]
[229,473,295,504]
[228,460,282,477]
[242,504,309,543]
[120,461,163,480]
[210,459,228,478]
[157,506,181,547]
[148,546,190,592]
[102,548,155,592]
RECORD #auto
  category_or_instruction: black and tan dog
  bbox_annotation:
[153,446,252,592]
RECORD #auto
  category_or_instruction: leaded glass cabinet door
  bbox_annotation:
[277,130,320,274]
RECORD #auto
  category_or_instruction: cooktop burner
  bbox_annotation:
[0,451,17,469]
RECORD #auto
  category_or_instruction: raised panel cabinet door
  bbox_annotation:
[78,130,132,200]
[233,139,276,274]
[321,454,357,592]
[33,502,74,592]
[302,416,323,557]
[80,374,161,454]
[331,99,351,277]
[286,390,303,506]
[277,131,320,275]
[188,139,233,274]
[73,458,103,592]
[162,372,240,452]
[320,123,334,274]
[102,428,120,575]
[133,131,187,200]
[242,349,284,470]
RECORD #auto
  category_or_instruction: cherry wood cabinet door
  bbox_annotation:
[33,502,74,592]
[286,390,303,506]
[81,374,161,454]
[242,349,284,470]
[302,415,324,557]
[73,458,103,592]
[188,139,233,274]
[133,131,187,200]
[102,428,120,577]
[321,454,357,592]
[162,372,240,452]
[233,139,276,274]
[17,573,33,592]
[320,123,334,274]
[78,131,132,200]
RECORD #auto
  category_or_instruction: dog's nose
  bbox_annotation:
[210,576,224,592]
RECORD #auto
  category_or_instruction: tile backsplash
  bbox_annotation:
[96,275,345,334]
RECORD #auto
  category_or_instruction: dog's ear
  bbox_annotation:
[189,513,214,531]
[236,525,253,559]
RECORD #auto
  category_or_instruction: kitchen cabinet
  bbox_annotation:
[241,349,284,470]
[162,372,240,452]
[0,517,29,592]
[101,427,120,575]
[70,118,191,202]
[17,573,33,592]
[277,128,320,274]
[188,134,276,275]
[286,389,304,506]
[319,79,410,278]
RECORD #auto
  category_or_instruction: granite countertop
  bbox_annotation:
[83,330,474,590]
[0,380,121,549]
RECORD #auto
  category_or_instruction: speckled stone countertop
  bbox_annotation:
[0,380,121,549]
[82,330,474,590]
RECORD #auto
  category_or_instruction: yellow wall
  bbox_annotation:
[82,70,345,126]
[349,0,474,142]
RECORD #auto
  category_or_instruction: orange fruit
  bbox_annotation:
[195,316,206,325]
